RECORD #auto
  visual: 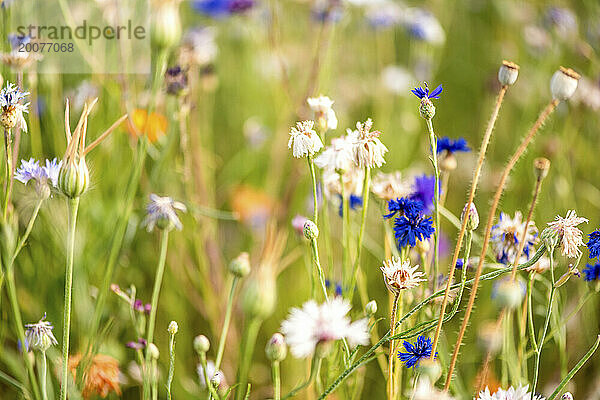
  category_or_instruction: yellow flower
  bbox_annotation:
[127,109,168,143]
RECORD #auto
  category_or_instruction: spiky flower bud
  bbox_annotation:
[148,343,160,359]
[541,227,560,251]
[419,98,436,120]
[534,157,550,182]
[303,220,319,240]
[461,202,479,231]
[365,300,378,317]
[550,67,580,101]
[193,335,210,354]
[229,252,251,278]
[57,159,89,199]
[168,321,179,335]
[498,60,519,86]
[265,333,287,362]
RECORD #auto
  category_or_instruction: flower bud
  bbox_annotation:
[534,157,550,182]
[494,280,524,309]
[365,300,378,317]
[265,333,287,362]
[1,107,19,130]
[57,159,89,198]
[193,335,210,354]
[229,252,251,278]
[419,98,436,120]
[148,343,160,359]
[168,321,178,335]
[498,60,519,86]
[461,202,479,231]
[541,227,560,251]
[303,220,319,240]
[151,0,182,49]
[416,358,442,382]
[561,392,573,400]
[550,67,580,101]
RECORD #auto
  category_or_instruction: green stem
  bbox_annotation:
[349,166,371,297]
[425,118,439,289]
[60,197,80,400]
[3,129,13,220]
[547,334,600,400]
[308,156,318,224]
[40,351,47,400]
[340,173,350,284]
[282,352,322,399]
[214,277,239,371]
[144,229,170,399]
[527,273,538,353]
[387,292,400,400]
[272,361,281,400]
[11,199,44,263]
[531,248,556,396]
[200,353,221,400]
[310,238,329,301]
[236,318,261,400]
[151,358,158,400]
[167,331,176,400]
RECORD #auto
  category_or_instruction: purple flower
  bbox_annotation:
[410,175,437,214]
[14,158,61,187]
[411,83,442,100]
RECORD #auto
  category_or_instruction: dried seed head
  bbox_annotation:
[498,60,520,86]
[534,157,551,181]
[550,66,580,100]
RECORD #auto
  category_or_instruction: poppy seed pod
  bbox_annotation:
[498,60,519,86]
[550,66,580,101]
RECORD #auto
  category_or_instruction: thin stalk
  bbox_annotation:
[425,118,440,289]
[236,317,262,400]
[11,199,44,262]
[443,99,559,391]
[144,229,170,399]
[387,292,400,400]
[3,129,13,220]
[40,351,47,400]
[310,238,329,301]
[272,361,281,400]
[431,85,508,356]
[527,273,538,353]
[60,197,80,400]
[282,352,322,399]
[167,330,176,400]
[151,358,158,400]
[214,276,239,371]
[308,156,319,224]
[200,353,221,400]
[531,249,556,396]
[340,174,350,284]
[349,166,371,296]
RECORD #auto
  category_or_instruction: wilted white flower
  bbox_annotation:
[314,135,354,172]
[475,385,545,400]
[371,171,412,201]
[490,211,539,265]
[281,298,369,358]
[321,165,364,198]
[143,194,187,232]
[351,118,388,168]
[547,210,588,258]
[24,314,58,352]
[381,257,426,294]
[307,95,338,131]
[288,120,324,158]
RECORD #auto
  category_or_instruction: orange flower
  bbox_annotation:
[231,185,274,227]
[126,109,168,143]
[69,354,122,399]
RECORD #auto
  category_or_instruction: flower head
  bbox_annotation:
[69,354,121,399]
[491,211,539,265]
[280,298,369,358]
[351,118,388,168]
[437,137,470,154]
[393,209,435,249]
[583,263,600,282]
[143,193,187,232]
[411,82,443,100]
[410,174,437,214]
[475,385,545,400]
[24,314,58,352]
[586,230,600,260]
[380,257,426,293]
[547,210,588,258]
[314,134,354,172]
[0,82,29,131]
[15,158,62,198]
[192,0,254,17]
[398,335,437,368]
[288,120,324,158]
[371,171,412,201]
[307,95,338,131]
[127,109,168,143]
[384,197,423,219]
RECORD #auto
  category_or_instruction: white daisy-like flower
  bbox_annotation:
[314,135,354,172]
[288,120,324,158]
[142,194,187,232]
[371,171,412,201]
[546,210,588,258]
[475,385,545,400]
[381,257,426,294]
[280,298,369,358]
[321,165,364,198]
[490,211,539,265]
[413,377,455,400]
[351,118,388,168]
[307,95,338,131]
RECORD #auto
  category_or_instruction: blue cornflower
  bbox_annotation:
[14,158,61,187]
[411,82,442,100]
[587,230,600,260]
[456,258,465,269]
[192,0,254,17]
[393,209,435,248]
[410,175,437,214]
[384,197,423,219]
[8,33,31,50]
[0,82,30,111]
[583,263,600,282]
[398,335,437,368]
[338,194,363,217]
[436,137,470,154]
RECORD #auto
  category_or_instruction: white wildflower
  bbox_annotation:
[547,210,588,258]
[307,95,338,131]
[381,257,426,294]
[351,118,387,168]
[288,120,323,158]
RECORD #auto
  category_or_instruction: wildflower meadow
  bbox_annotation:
[1,0,600,399]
